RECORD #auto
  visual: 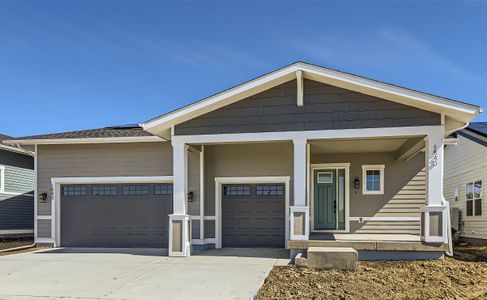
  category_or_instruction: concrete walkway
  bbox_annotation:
[0,248,290,300]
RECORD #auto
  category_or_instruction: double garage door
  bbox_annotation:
[60,183,173,248]
[222,184,285,248]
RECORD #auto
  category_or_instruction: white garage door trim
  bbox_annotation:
[50,176,173,247]
[214,176,290,249]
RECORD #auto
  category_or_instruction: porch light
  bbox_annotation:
[38,192,47,203]
[354,178,360,190]
[187,191,194,202]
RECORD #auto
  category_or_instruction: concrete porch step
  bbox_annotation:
[295,247,358,270]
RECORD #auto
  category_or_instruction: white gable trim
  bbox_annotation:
[142,62,481,135]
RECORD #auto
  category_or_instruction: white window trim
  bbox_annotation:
[0,165,5,193]
[465,180,482,217]
[362,165,385,195]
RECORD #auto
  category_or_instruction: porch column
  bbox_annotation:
[290,138,309,240]
[421,126,447,243]
[169,141,191,256]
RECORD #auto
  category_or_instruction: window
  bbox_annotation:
[317,172,333,184]
[63,186,87,196]
[256,185,284,196]
[0,165,4,193]
[123,185,149,196]
[362,165,385,195]
[92,185,117,196]
[154,184,173,195]
[466,181,482,216]
[223,185,250,196]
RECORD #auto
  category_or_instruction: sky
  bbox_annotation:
[1,1,486,137]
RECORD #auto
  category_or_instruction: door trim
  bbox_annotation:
[214,176,291,249]
[51,176,174,247]
[310,163,350,233]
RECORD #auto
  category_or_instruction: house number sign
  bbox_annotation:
[432,145,438,166]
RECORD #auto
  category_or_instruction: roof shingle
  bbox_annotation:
[11,125,153,140]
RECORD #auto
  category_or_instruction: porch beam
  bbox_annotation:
[172,125,443,145]
[396,137,425,161]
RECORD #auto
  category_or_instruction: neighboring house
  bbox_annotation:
[5,62,482,259]
[444,122,487,243]
[0,134,34,237]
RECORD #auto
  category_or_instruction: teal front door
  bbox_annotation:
[314,169,337,230]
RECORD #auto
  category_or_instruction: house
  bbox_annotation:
[444,122,487,243]
[0,134,35,237]
[5,62,482,259]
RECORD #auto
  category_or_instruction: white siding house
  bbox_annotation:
[444,122,487,241]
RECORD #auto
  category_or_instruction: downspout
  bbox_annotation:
[443,198,454,257]
[441,121,469,257]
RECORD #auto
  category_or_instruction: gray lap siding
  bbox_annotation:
[36,142,174,239]
[0,149,34,232]
[174,79,441,135]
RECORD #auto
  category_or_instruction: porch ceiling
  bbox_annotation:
[309,137,411,154]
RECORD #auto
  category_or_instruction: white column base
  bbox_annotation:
[421,205,447,243]
[290,206,309,240]
[168,214,191,257]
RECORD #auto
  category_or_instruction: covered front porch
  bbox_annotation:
[167,125,450,257]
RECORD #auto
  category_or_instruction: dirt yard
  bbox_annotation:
[0,237,35,256]
[257,245,487,300]
[0,237,33,251]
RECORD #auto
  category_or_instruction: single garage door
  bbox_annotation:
[222,184,285,248]
[61,183,173,248]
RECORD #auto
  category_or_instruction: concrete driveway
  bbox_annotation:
[0,248,289,300]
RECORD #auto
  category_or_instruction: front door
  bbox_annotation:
[314,169,337,230]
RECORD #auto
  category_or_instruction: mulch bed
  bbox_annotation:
[257,245,487,300]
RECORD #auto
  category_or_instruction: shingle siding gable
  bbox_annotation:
[174,79,441,135]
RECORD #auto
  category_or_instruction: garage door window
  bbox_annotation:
[63,186,87,196]
[123,185,149,196]
[154,184,173,195]
[92,185,117,196]
[256,185,284,196]
[224,185,250,196]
